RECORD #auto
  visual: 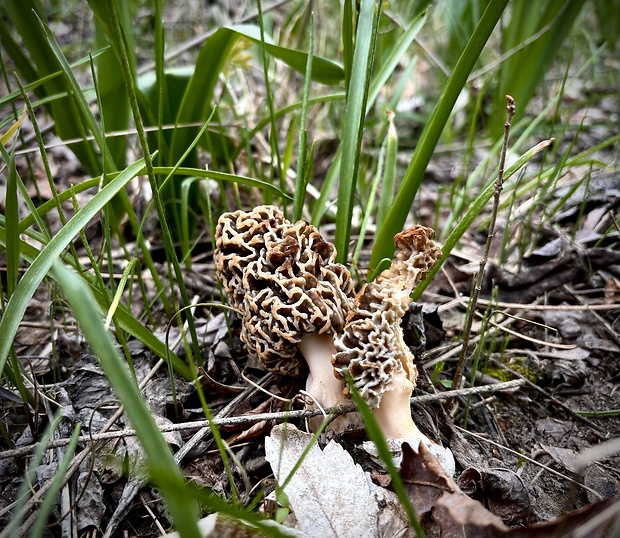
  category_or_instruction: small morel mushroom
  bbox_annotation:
[214,206,356,415]
[332,225,455,473]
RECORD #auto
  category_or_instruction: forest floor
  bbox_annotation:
[1,2,620,537]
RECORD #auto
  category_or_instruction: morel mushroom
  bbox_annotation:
[214,206,355,412]
[332,226,455,473]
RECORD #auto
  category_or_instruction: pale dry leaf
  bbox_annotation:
[265,424,377,538]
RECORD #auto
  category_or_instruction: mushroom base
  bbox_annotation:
[371,372,456,475]
[372,372,430,442]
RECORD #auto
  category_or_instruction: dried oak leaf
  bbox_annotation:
[399,442,618,538]
[399,442,509,536]
[264,424,377,538]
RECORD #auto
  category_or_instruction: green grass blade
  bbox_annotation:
[240,93,345,160]
[256,0,284,205]
[171,24,343,168]
[0,144,50,245]
[5,147,19,297]
[17,178,99,233]
[180,177,206,265]
[88,0,135,170]
[0,17,39,84]
[352,135,384,266]
[441,42,604,238]
[292,11,314,222]
[16,75,71,236]
[335,0,382,264]
[1,216,190,376]
[310,146,341,225]
[93,290,190,378]
[3,411,66,535]
[2,0,102,174]
[189,484,295,537]
[346,376,424,537]
[33,9,116,172]
[0,48,109,110]
[342,0,354,93]
[0,158,146,378]
[278,416,333,492]
[154,0,166,175]
[231,24,344,85]
[311,9,426,227]
[594,0,620,47]
[30,425,81,537]
[491,0,585,137]
[169,28,239,166]
[94,21,129,168]
[369,0,509,274]
[103,0,204,373]
[15,167,290,239]
[367,9,427,107]
[153,167,293,200]
[376,112,398,235]
[50,261,201,538]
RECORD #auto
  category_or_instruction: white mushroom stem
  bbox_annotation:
[372,371,430,442]
[369,371,455,474]
[297,333,350,410]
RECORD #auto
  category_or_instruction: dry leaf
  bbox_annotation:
[458,467,532,525]
[265,424,377,538]
[399,442,618,537]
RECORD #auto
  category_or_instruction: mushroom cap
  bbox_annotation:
[214,205,289,310]
[214,206,355,377]
[332,225,441,407]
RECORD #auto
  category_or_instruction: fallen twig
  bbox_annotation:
[0,380,525,460]
[441,296,620,312]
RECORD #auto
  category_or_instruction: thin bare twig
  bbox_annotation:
[0,380,525,460]
[484,315,576,349]
[173,373,273,463]
[563,285,620,347]
[450,96,516,394]
[444,296,620,312]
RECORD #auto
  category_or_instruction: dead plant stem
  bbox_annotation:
[450,96,516,395]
